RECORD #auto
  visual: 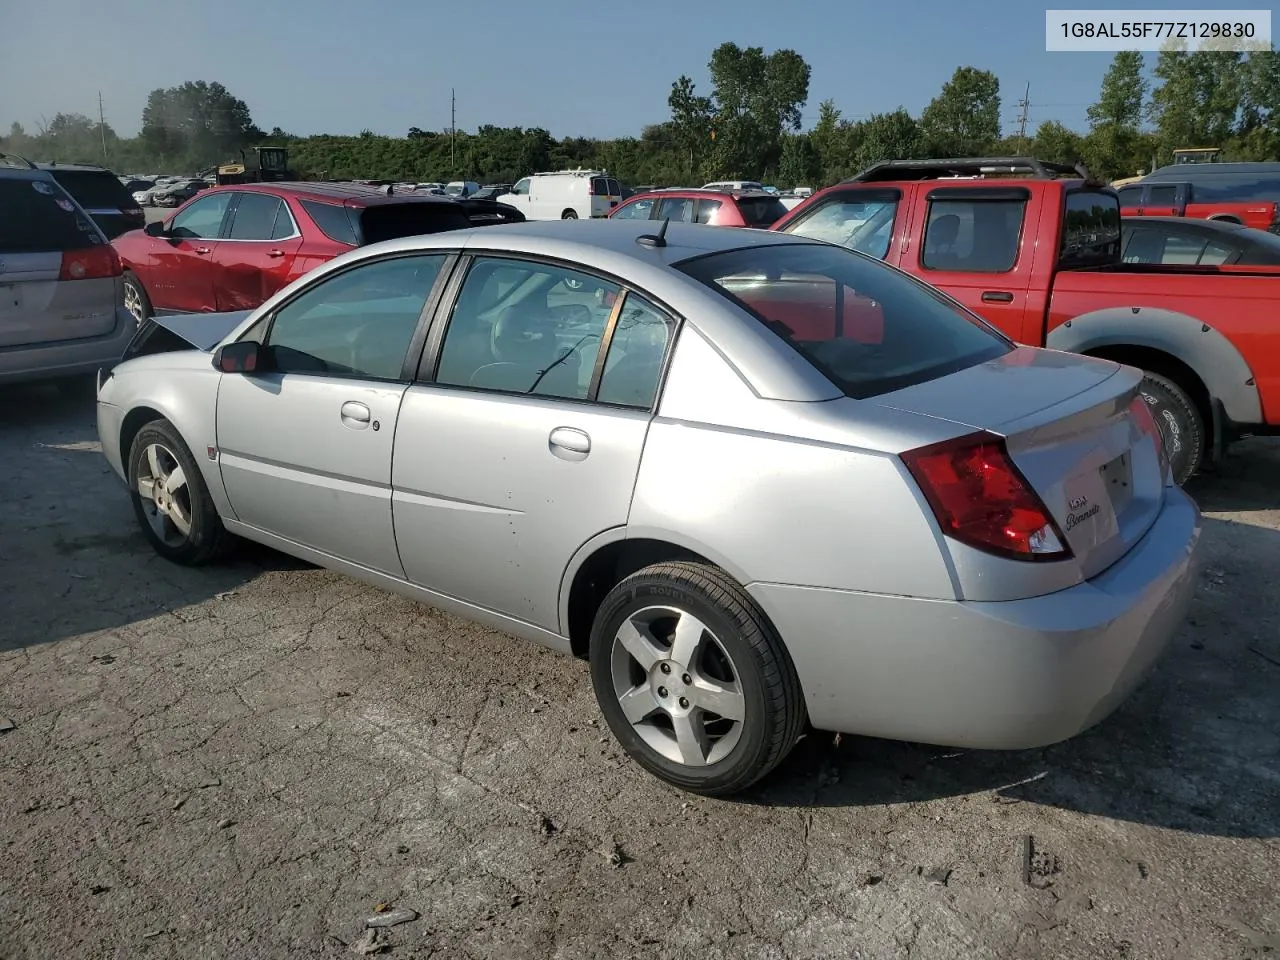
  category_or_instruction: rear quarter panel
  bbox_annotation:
[1046,269,1279,425]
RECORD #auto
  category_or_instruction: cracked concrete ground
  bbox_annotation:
[1,381,1278,960]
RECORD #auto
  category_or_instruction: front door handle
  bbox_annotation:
[548,426,590,460]
[340,401,371,429]
[981,291,1014,303]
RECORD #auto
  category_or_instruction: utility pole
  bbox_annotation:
[98,91,108,164]
[450,88,456,171]
[1015,82,1031,149]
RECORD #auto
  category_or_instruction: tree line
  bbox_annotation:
[3,42,1278,187]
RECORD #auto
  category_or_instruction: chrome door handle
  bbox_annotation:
[340,401,371,428]
[267,249,285,258]
[548,426,590,459]
[195,247,211,255]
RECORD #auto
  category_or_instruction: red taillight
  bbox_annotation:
[902,431,1071,562]
[59,245,121,281]
[1129,393,1170,482]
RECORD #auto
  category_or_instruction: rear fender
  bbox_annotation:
[1047,307,1263,426]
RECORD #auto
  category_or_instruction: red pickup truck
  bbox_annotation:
[772,157,1280,484]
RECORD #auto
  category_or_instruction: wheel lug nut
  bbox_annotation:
[682,674,691,685]
[657,687,668,698]
[660,663,671,674]
[679,697,689,709]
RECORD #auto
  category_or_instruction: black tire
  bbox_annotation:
[1139,372,1204,485]
[589,561,807,795]
[127,419,232,565]
[122,270,153,326]
[561,209,578,220]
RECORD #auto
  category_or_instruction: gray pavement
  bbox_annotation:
[1,380,1278,959]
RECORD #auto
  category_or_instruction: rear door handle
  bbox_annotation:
[548,426,590,459]
[340,401,371,429]
[266,249,285,258]
[194,247,211,255]
[981,291,1014,303]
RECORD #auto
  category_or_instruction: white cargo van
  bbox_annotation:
[498,170,622,220]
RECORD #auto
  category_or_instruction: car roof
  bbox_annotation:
[35,162,114,174]
[214,181,477,208]
[631,188,777,201]
[1124,216,1247,234]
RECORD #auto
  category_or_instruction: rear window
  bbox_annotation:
[300,199,359,246]
[44,169,133,210]
[592,177,621,197]
[356,201,472,245]
[734,196,789,227]
[0,179,103,253]
[676,242,1010,399]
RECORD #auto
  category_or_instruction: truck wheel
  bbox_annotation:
[561,209,578,220]
[1139,372,1204,485]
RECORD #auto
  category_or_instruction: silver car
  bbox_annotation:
[96,219,1202,794]
[0,157,136,386]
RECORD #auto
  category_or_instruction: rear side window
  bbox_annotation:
[356,202,472,245]
[780,192,899,260]
[1060,190,1122,267]
[1147,185,1179,206]
[1191,175,1280,202]
[922,197,1025,272]
[735,196,788,227]
[227,192,285,240]
[677,242,1011,399]
[695,198,723,224]
[44,169,131,210]
[301,199,358,246]
[656,196,695,222]
[0,179,102,252]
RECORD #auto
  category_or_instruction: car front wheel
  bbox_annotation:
[589,561,807,795]
[128,419,231,565]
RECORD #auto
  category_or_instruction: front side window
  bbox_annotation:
[780,193,899,260]
[597,295,676,408]
[612,197,655,220]
[511,178,531,196]
[169,192,233,239]
[676,242,1010,399]
[434,257,619,401]
[922,198,1025,273]
[227,192,285,240]
[264,254,445,380]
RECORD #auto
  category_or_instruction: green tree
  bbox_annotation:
[919,67,1001,155]
[1149,40,1243,163]
[852,109,921,170]
[703,42,811,177]
[778,133,821,186]
[1088,51,1147,129]
[1032,121,1084,165]
[141,81,260,170]
[1232,46,1280,159]
[667,76,714,178]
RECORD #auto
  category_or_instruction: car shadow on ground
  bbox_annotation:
[740,499,1280,840]
[0,382,312,654]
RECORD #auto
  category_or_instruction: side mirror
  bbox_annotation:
[212,340,263,374]
[144,221,167,237]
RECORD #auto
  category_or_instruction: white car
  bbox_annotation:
[498,170,623,220]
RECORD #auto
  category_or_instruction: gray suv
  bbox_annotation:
[0,154,135,386]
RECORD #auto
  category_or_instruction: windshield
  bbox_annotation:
[675,242,1011,399]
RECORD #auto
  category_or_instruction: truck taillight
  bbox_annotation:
[1129,394,1170,483]
[59,245,122,281]
[901,431,1071,562]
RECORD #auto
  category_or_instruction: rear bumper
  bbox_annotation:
[0,306,136,386]
[749,486,1203,749]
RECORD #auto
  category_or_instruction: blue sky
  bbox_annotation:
[1,0,1189,141]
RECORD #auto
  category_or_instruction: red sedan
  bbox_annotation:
[113,182,522,321]
[608,188,789,228]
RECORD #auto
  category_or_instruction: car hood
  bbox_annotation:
[154,310,253,352]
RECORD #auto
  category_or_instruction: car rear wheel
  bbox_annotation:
[561,209,578,220]
[128,420,231,565]
[122,270,152,326]
[589,561,806,795]
[1139,372,1204,485]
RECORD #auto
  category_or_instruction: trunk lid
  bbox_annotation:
[876,346,1166,580]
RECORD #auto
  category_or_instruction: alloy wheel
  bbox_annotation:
[135,442,193,547]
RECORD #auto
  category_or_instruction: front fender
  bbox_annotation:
[1047,306,1263,426]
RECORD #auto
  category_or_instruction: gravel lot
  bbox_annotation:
[1,380,1278,960]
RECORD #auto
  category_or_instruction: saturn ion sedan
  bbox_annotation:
[96,219,1202,795]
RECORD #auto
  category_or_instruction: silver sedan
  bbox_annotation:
[95,219,1202,794]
